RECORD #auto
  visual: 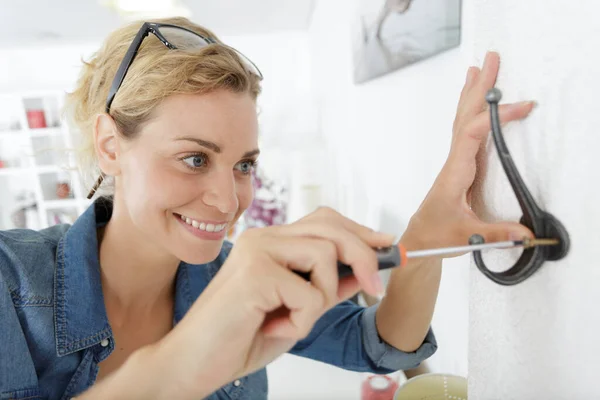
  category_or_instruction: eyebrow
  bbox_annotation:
[175,136,260,158]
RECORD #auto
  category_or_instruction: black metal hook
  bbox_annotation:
[469,88,570,285]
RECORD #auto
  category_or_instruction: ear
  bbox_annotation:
[93,113,121,177]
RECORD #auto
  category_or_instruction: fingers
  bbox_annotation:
[456,66,481,117]
[265,231,364,303]
[306,207,396,247]
[338,216,397,248]
[272,236,340,307]
[454,52,499,135]
[467,52,500,115]
[452,101,536,164]
[235,231,362,340]
[475,221,534,244]
[260,264,325,339]
[235,207,389,342]
[337,276,361,301]
[272,218,383,296]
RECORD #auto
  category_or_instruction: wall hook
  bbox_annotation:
[470,88,570,285]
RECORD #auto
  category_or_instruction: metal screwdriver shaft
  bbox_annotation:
[405,238,560,259]
[295,237,561,281]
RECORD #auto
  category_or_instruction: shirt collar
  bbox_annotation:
[54,197,224,356]
[54,197,113,356]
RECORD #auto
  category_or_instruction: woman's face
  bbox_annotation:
[116,90,259,264]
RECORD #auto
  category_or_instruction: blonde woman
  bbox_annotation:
[0,17,535,400]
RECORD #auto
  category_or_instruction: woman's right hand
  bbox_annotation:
[152,206,394,399]
[77,207,392,400]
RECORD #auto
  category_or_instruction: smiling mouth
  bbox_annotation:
[174,213,228,233]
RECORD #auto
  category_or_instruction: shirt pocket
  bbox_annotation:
[0,387,46,400]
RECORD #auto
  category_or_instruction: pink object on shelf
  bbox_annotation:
[26,109,47,129]
[56,183,71,199]
[361,375,399,400]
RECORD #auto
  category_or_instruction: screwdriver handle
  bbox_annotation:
[295,244,407,281]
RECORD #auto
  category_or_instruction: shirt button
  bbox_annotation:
[234,380,241,387]
[100,339,110,347]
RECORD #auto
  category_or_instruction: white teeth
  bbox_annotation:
[179,214,226,233]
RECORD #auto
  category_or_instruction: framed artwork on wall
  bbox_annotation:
[352,0,462,84]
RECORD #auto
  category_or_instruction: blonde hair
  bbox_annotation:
[65,16,262,196]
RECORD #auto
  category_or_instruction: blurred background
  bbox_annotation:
[0,0,470,398]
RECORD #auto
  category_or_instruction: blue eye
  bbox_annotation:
[235,160,256,175]
[182,154,208,169]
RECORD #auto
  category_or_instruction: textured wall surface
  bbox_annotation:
[309,0,469,379]
[468,1,600,398]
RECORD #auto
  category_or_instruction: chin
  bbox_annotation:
[174,240,225,265]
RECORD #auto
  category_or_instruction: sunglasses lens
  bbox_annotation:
[231,48,263,80]
[157,26,263,80]
[158,26,209,49]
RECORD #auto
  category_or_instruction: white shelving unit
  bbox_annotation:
[0,90,91,231]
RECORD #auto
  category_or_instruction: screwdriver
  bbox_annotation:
[295,237,559,281]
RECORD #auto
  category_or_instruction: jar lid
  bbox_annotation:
[369,376,390,391]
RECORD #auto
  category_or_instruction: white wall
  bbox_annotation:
[0,32,317,136]
[467,1,600,398]
[0,45,95,93]
[306,0,470,381]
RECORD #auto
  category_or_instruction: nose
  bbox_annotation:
[202,169,239,215]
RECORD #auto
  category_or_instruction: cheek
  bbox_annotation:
[232,179,254,222]
[120,151,196,212]
[238,179,254,209]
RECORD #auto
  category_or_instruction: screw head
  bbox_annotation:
[485,88,502,103]
[469,234,485,245]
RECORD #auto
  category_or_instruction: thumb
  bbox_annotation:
[478,221,534,244]
[362,230,397,248]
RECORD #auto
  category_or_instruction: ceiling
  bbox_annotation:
[0,0,315,48]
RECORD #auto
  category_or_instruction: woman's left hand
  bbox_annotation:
[402,51,536,254]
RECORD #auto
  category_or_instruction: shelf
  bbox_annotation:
[43,199,80,209]
[0,166,68,176]
[0,90,86,230]
[0,167,34,176]
[29,127,63,137]
[0,127,63,138]
[36,165,64,174]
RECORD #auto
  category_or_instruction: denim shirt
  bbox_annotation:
[0,198,437,400]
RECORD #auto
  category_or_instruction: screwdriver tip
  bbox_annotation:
[520,237,560,248]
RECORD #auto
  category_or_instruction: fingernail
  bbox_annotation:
[509,232,525,241]
[484,52,491,65]
[379,232,398,243]
[371,272,385,295]
[509,101,536,112]
[465,68,473,84]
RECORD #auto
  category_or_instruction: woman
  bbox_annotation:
[0,17,535,400]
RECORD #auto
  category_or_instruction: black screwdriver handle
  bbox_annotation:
[294,245,403,281]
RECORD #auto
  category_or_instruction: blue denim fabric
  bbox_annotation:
[0,198,436,399]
